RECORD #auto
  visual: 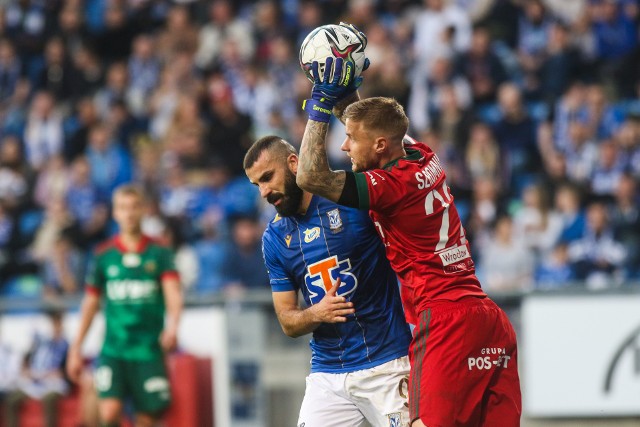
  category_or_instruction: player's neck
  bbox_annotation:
[378,146,407,169]
[297,191,314,215]
[118,230,144,252]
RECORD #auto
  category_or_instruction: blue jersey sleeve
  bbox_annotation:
[262,229,296,292]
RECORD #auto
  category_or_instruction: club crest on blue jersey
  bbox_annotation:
[387,413,402,427]
[304,255,358,304]
[326,208,343,233]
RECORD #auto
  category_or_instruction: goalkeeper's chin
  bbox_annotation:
[349,158,363,173]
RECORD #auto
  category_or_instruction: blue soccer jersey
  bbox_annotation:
[262,195,412,373]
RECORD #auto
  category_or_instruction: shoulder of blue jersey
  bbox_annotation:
[263,213,293,246]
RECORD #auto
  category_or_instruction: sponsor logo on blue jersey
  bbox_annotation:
[304,255,358,304]
[303,227,321,243]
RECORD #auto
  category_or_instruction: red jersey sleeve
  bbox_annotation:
[354,169,407,214]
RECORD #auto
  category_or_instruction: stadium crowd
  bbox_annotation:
[0,0,639,301]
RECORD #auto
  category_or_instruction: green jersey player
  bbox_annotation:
[67,184,183,427]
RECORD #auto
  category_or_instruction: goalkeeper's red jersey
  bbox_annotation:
[353,136,486,325]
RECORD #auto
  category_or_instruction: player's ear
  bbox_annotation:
[288,153,299,174]
[374,137,387,154]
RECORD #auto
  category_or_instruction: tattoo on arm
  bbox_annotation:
[297,120,346,203]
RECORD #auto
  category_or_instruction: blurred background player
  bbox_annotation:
[244,136,412,427]
[66,184,182,427]
[296,58,521,426]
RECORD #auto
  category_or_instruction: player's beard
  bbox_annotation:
[350,157,367,173]
[268,169,304,217]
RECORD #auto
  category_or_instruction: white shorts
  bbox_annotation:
[297,356,410,427]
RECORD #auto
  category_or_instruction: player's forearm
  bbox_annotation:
[297,120,346,202]
[333,91,360,124]
[71,294,100,350]
[163,279,183,332]
[277,308,322,338]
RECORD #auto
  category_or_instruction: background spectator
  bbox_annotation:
[5,310,69,427]
[492,82,540,196]
[221,215,269,294]
[610,173,640,279]
[456,25,507,106]
[534,242,576,289]
[0,328,22,399]
[568,202,627,288]
[412,0,471,67]
[23,90,64,171]
[0,38,22,103]
[512,183,563,258]
[480,215,535,292]
[195,0,255,71]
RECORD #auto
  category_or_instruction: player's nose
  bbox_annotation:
[341,137,349,152]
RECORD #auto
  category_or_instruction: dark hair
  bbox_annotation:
[44,308,64,322]
[243,135,297,170]
[164,217,187,249]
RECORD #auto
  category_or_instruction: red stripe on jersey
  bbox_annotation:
[161,271,180,282]
[86,285,101,296]
[94,238,117,255]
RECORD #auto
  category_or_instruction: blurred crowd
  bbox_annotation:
[0,0,639,302]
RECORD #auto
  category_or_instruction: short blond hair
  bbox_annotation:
[343,97,409,142]
[112,183,146,204]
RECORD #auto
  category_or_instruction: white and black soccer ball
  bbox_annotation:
[299,23,367,83]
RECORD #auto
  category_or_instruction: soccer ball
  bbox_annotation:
[299,24,367,83]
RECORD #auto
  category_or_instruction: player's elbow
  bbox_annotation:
[296,171,323,195]
[295,171,311,191]
[281,325,303,338]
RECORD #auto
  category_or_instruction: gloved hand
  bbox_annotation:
[303,56,356,123]
[345,58,368,97]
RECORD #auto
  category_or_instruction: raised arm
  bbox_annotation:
[297,119,347,203]
[296,57,360,202]
[296,90,363,201]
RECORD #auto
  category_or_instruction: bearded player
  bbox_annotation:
[244,136,412,426]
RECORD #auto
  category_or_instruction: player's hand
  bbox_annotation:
[345,58,367,96]
[310,57,356,106]
[304,57,358,122]
[310,278,355,323]
[160,327,178,352]
[66,346,84,384]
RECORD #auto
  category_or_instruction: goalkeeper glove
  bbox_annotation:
[304,57,357,123]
